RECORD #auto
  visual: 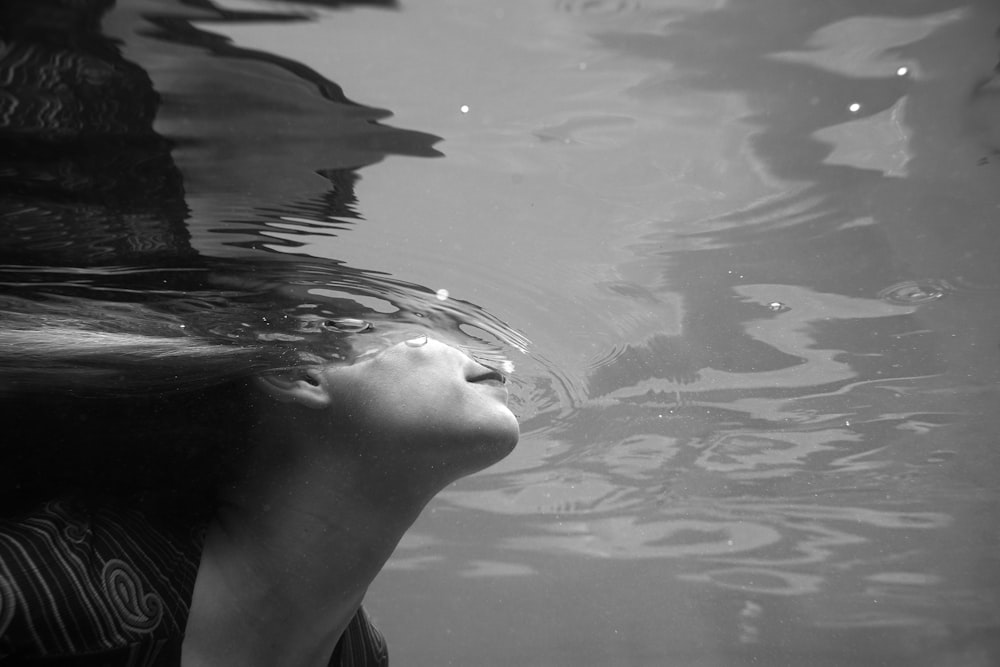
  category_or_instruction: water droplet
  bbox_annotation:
[436,288,450,301]
[405,335,429,348]
[322,318,372,333]
[878,280,950,305]
[848,102,862,113]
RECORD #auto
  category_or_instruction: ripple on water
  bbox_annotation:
[877,279,951,305]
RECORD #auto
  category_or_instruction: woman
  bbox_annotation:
[0,300,520,666]
[2,1,518,662]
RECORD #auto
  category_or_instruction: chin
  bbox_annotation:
[451,415,520,477]
[477,416,521,467]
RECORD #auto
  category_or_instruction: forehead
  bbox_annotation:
[344,331,515,375]
[347,330,444,360]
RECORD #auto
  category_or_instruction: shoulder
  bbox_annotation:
[0,497,205,663]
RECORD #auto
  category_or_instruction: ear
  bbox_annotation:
[253,368,330,409]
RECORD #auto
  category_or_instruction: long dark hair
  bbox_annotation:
[0,289,351,518]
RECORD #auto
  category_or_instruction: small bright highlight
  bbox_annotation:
[435,289,450,301]
[459,105,470,114]
[848,102,861,113]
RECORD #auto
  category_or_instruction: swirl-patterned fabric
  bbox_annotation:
[0,498,388,666]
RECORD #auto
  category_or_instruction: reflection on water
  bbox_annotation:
[363,0,1000,662]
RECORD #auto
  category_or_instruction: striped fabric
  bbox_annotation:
[0,498,388,666]
[329,607,389,667]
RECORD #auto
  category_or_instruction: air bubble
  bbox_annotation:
[322,318,373,333]
[405,335,429,347]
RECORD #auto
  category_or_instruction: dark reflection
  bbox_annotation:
[139,0,441,247]
[0,0,193,267]
[0,0,527,358]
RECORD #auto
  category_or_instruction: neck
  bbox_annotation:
[182,407,439,667]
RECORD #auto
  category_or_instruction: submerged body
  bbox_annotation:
[0,498,386,665]
[0,337,519,666]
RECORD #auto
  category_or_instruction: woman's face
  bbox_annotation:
[313,336,519,478]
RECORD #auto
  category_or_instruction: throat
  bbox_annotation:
[180,414,437,666]
[182,459,416,666]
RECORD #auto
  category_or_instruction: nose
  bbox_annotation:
[399,337,507,381]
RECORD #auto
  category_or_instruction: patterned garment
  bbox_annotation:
[0,498,388,666]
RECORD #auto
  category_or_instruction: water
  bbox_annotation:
[7,0,1000,664]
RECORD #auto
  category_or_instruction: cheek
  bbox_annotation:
[341,363,516,445]
[360,374,464,430]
